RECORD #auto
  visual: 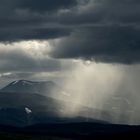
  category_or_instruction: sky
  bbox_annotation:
[0,0,140,124]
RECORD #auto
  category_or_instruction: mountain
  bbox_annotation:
[1,80,58,96]
[0,91,65,126]
[0,80,110,126]
[0,80,65,126]
[0,91,109,126]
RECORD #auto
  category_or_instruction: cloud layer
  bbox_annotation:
[49,0,140,63]
[50,26,140,64]
[1,0,139,63]
[0,0,77,41]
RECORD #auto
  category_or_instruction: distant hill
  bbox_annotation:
[0,80,110,126]
[0,91,64,126]
[1,80,58,95]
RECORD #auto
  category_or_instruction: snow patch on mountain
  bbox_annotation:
[25,107,32,114]
[12,81,18,85]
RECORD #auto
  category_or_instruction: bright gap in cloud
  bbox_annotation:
[0,40,51,58]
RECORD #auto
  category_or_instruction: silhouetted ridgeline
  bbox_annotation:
[0,123,140,140]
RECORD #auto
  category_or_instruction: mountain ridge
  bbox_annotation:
[0,79,58,96]
[0,80,110,127]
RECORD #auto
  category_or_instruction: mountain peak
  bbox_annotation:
[11,80,33,85]
[0,80,57,94]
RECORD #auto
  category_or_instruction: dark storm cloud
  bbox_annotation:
[0,27,72,42]
[57,0,140,25]
[0,0,77,41]
[50,0,140,64]
[1,0,140,63]
[51,25,140,64]
[19,0,78,12]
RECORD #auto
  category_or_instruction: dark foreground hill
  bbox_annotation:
[0,122,140,140]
